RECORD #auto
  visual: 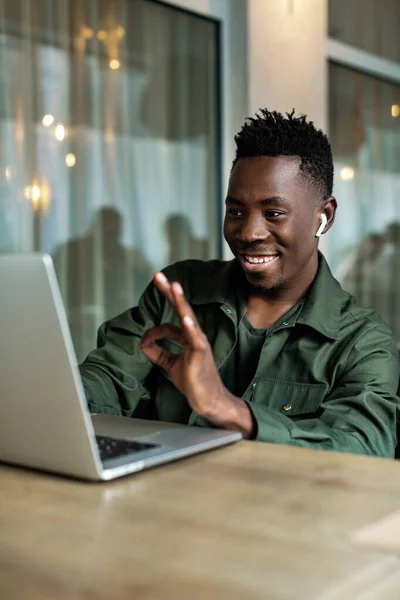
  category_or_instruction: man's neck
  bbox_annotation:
[244,256,319,329]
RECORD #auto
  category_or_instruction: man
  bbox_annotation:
[80,109,400,457]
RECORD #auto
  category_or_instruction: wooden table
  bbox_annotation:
[2,441,400,600]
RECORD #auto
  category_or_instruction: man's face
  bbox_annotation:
[223,156,326,293]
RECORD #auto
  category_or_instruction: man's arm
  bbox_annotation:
[79,277,166,416]
[246,325,399,457]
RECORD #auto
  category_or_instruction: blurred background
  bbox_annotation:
[0,0,399,360]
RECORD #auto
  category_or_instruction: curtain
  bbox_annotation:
[0,0,219,361]
[329,63,400,341]
[329,0,400,63]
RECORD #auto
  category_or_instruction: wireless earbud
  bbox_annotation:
[315,213,328,238]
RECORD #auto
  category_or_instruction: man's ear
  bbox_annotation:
[321,197,337,234]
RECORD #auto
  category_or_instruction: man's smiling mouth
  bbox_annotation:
[237,253,280,272]
[244,255,277,264]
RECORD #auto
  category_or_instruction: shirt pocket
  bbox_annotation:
[251,378,328,418]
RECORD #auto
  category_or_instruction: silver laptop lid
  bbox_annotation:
[0,254,102,479]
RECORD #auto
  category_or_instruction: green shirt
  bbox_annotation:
[221,298,301,398]
[221,314,268,398]
[80,254,400,458]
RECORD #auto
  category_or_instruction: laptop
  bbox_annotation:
[0,254,241,481]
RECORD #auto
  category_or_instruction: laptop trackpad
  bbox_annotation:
[91,413,188,442]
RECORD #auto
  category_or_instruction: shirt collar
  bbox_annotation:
[191,253,342,340]
[295,253,342,340]
[191,260,239,308]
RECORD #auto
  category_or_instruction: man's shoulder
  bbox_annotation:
[339,286,395,342]
[316,254,395,342]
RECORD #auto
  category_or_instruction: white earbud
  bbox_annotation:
[315,213,328,238]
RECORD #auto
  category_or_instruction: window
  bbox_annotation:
[329,0,400,63]
[328,63,400,339]
[328,0,400,341]
[0,0,220,360]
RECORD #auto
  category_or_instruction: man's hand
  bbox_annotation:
[139,272,254,438]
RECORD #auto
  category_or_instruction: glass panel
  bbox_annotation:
[328,62,400,340]
[0,0,219,361]
[328,0,400,62]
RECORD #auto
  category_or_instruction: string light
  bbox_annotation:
[79,25,125,70]
[391,104,400,118]
[24,180,51,212]
[81,26,94,39]
[65,153,76,167]
[340,167,355,181]
[42,114,54,127]
[55,124,65,142]
[109,59,120,70]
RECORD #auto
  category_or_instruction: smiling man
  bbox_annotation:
[80,109,400,457]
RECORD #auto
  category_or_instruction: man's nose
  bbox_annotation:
[236,215,270,243]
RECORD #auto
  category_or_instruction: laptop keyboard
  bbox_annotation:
[96,435,159,461]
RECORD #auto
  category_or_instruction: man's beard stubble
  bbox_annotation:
[241,261,285,295]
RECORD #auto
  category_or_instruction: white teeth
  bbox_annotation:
[245,255,276,264]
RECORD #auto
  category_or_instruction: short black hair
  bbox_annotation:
[233,109,334,200]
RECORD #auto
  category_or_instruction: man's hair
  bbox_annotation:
[233,109,334,200]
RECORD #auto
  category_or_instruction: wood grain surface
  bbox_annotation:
[1,441,400,600]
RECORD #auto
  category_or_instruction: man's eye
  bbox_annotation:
[227,208,243,218]
[265,210,283,218]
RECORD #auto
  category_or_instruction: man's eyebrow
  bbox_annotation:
[261,196,290,206]
[225,195,243,205]
[225,195,290,205]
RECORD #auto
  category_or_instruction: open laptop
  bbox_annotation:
[0,254,241,481]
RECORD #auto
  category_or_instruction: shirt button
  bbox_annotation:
[252,383,257,389]
[226,308,231,314]
[282,322,288,326]
[283,403,292,411]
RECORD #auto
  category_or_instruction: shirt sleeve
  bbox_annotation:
[79,277,165,416]
[246,325,400,457]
